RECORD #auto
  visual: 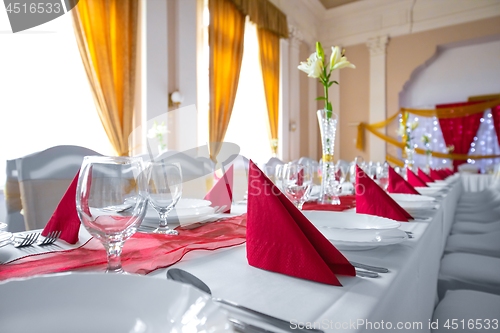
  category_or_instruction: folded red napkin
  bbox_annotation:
[42,172,81,244]
[407,169,428,187]
[418,168,435,183]
[204,165,233,213]
[387,166,420,195]
[356,166,412,222]
[302,195,356,212]
[443,168,453,176]
[246,160,355,286]
[439,169,451,178]
[429,168,444,181]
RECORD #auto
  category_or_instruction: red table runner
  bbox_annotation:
[302,195,356,211]
[0,215,247,281]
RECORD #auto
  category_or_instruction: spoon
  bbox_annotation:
[166,268,325,333]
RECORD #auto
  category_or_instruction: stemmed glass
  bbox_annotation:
[376,161,390,191]
[147,161,182,235]
[76,156,148,274]
[281,162,313,209]
[335,161,349,195]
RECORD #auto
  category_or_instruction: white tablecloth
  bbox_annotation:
[461,173,494,192]
[148,179,463,333]
[0,177,463,333]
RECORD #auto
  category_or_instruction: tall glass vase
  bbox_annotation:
[404,146,415,171]
[317,109,340,205]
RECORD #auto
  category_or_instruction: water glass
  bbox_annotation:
[281,162,313,209]
[376,162,390,191]
[147,161,183,235]
[76,156,148,274]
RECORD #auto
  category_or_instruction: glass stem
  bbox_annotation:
[159,211,169,229]
[105,241,124,274]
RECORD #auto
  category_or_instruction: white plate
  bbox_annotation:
[144,205,216,225]
[0,273,231,333]
[0,222,6,231]
[303,211,401,230]
[414,187,442,195]
[317,228,408,250]
[0,232,13,248]
[389,193,437,209]
[175,198,212,210]
[427,182,448,188]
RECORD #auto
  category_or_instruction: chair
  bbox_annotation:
[222,154,249,202]
[457,163,479,174]
[4,159,25,232]
[16,145,101,230]
[444,231,500,258]
[438,252,500,299]
[451,220,500,234]
[431,290,500,333]
[156,151,211,199]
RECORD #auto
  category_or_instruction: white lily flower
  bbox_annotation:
[330,46,355,71]
[410,121,419,131]
[298,52,323,78]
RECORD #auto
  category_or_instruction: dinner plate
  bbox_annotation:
[389,193,437,209]
[414,187,442,195]
[144,205,216,225]
[174,198,212,210]
[0,273,231,333]
[303,211,401,230]
[427,182,448,188]
[0,222,7,231]
[317,228,408,250]
[0,232,13,248]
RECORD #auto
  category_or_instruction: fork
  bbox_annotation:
[38,231,61,246]
[14,233,40,248]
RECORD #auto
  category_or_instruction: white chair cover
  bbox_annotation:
[155,151,211,199]
[451,221,500,234]
[16,145,101,230]
[223,154,248,202]
[438,253,500,299]
[432,290,500,333]
[4,159,25,232]
[444,231,500,258]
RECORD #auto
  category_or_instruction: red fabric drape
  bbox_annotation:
[490,105,500,147]
[436,101,484,171]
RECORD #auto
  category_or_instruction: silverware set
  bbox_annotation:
[14,231,61,248]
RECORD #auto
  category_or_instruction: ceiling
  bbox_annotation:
[317,0,361,9]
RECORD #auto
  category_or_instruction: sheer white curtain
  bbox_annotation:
[0,10,113,185]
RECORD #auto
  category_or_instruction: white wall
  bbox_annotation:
[400,37,500,107]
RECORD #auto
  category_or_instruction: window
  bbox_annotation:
[0,10,114,185]
[198,3,272,164]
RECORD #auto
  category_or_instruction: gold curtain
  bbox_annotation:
[257,27,280,155]
[71,0,138,156]
[208,0,245,162]
[228,0,288,38]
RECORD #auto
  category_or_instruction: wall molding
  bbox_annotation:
[317,0,500,47]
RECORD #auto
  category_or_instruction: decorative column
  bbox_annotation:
[366,35,389,162]
[287,24,303,162]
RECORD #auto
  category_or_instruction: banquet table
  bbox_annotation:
[460,173,495,192]
[0,176,463,333]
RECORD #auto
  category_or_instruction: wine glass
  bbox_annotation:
[281,162,313,209]
[335,161,349,195]
[147,161,182,235]
[377,161,390,191]
[76,156,148,274]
